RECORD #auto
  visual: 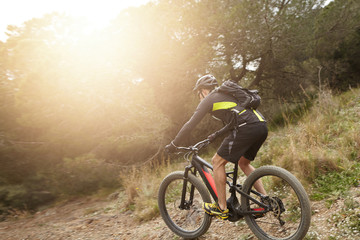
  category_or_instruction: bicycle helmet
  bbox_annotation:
[193,74,218,91]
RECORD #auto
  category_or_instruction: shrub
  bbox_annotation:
[52,154,121,195]
[0,184,55,217]
[258,88,360,184]
[310,162,360,201]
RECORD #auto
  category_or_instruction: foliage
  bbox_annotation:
[257,88,360,184]
[51,154,121,195]
[310,162,360,201]
[326,191,360,240]
[0,184,55,213]
[314,0,360,91]
[0,0,359,213]
[119,157,182,221]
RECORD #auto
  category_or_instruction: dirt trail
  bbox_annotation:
[0,188,359,240]
[0,196,253,240]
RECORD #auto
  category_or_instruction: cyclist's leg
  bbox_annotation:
[239,122,268,195]
[212,153,228,210]
[238,156,266,195]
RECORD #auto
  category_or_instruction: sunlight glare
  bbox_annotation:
[0,0,151,41]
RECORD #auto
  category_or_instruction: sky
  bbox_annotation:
[0,0,151,41]
[0,0,334,42]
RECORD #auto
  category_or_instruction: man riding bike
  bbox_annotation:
[165,74,268,220]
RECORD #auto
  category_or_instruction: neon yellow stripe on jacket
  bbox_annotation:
[212,102,237,111]
[239,109,246,115]
[253,109,265,121]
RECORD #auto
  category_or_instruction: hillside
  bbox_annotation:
[0,187,359,240]
[0,89,359,239]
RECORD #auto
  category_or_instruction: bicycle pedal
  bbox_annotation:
[252,208,265,218]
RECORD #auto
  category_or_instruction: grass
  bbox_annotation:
[327,193,360,240]
[118,145,216,221]
[310,162,360,202]
[259,88,360,239]
[257,88,360,186]
[119,156,184,221]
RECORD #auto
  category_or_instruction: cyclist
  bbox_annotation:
[165,74,268,220]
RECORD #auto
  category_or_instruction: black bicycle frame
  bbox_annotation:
[179,153,268,215]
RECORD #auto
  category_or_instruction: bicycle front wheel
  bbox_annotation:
[158,171,212,239]
[241,166,311,240]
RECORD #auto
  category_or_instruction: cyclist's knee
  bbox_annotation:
[238,156,251,169]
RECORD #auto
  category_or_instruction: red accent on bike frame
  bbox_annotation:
[202,168,218,197]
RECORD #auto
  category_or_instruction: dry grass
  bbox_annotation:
[258,88,360,186]
[119,155,184,221]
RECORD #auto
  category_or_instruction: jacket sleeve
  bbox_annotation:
[172,98,211,146]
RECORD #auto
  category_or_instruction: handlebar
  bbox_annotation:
[175,138,211,153]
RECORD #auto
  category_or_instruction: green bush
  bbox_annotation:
[310,162,360,201]
[52,154,121,195]
[0,184,55,216]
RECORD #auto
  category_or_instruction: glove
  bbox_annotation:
[165,141,177,153]
[208,132,218,142]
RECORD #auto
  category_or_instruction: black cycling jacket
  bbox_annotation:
[172,90,266,146]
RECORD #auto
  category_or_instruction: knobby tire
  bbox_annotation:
[241,166,311,240]
[158,171,212,239]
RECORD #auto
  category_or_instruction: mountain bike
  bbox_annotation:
[158,114,311,239]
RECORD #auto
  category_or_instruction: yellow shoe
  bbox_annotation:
[203,202,229,220]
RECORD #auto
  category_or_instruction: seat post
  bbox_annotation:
[232,163,238,186]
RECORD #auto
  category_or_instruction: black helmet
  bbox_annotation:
[193,74,218,91]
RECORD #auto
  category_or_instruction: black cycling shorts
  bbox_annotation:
[217,122,268,163]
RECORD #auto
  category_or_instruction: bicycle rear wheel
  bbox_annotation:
[241,166,311,240]
[158,171,212,239]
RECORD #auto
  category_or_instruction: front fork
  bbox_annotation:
[179,165,196,210]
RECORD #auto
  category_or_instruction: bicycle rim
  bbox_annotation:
[158,171,211,239]
[242,166,311,240]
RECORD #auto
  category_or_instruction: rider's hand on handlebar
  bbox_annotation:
[207,132,217,142]
[165,142,177,153]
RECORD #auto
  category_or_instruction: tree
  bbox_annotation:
[314,0,360,90]
[146,0,327,99]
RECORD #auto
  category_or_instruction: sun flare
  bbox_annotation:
[0,0,151,41]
